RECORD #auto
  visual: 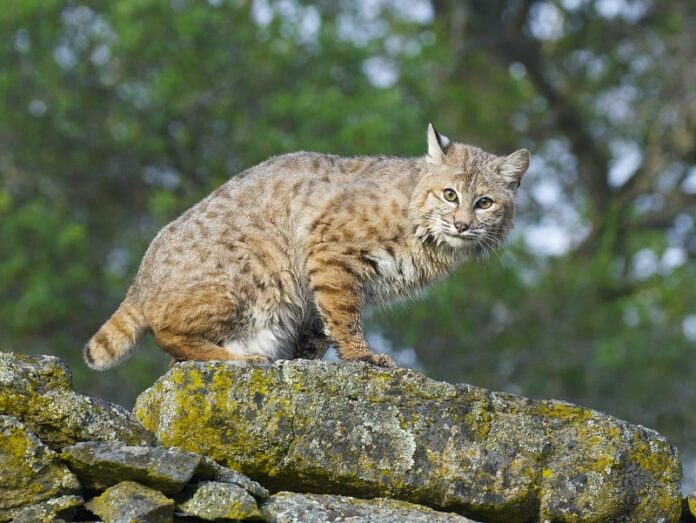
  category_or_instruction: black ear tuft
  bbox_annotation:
[427,123,451,164]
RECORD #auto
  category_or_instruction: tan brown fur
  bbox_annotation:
[85,124,529,370]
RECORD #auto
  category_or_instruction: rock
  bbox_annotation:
[61,441,269,498]
[0,352,154,450]
[260,492,479,522]
[684,493,696,522]
[62,441,202,495]
[10,495,83,523]
[176,481,260,520]
[0,416,80,522]
[134,360,682,523]
[85,481,174,523]
[196,455,270,498]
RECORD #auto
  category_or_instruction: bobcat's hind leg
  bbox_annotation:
[145,284,267,364]
[155,330,269,364]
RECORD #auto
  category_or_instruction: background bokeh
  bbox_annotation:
[1,0,695,487]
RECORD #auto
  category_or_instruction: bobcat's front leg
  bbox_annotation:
[308,260,395,368]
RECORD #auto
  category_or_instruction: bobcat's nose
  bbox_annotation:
[454,221,470,233]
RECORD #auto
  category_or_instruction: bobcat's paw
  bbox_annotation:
[354,352,397,368]
[224,355,270,366]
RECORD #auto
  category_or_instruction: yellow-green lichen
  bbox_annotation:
[0,416,80,521]
[2,352,154,449]
[177,481,260,520]
[687,495,696,518]
[628,437,678,478]
[85,481,174,522]
[535,401,594,423]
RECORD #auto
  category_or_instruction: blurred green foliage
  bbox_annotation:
[1,0,694,456]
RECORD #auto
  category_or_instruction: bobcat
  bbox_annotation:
[85,124,529,370]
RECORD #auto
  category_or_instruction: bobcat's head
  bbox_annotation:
[409,124,529,256]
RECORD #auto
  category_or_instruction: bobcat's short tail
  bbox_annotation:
[84,300,148,370]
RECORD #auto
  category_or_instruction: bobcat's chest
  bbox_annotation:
[363,249,430,304]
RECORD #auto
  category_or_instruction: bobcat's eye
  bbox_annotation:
[476,197,493,209]
[443,189,458,203]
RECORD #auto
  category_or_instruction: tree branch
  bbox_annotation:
[499,15,612,211]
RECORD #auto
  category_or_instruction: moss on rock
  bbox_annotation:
[134,360,682,523]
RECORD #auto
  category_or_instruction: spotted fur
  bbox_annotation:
[84,124,529,370]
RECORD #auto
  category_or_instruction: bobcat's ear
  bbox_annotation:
[427,123,451,164]
[496,148,530,187]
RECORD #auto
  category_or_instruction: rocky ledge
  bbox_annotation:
[0,351,691,522]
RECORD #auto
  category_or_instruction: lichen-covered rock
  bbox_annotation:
[0,416,80,522]
[10,495,83,523]
[61,440,268,498]
[176,481,260,520]
[260,492,479,522]
[134,360,682,523]
[196,455,269,498]
[685,492,696,521]
[62,441,202,495]
[0,352,154,449]
[85,481,174,523]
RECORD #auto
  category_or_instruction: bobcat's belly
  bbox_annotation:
[222,277,311,361]
[223,324,293,360]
